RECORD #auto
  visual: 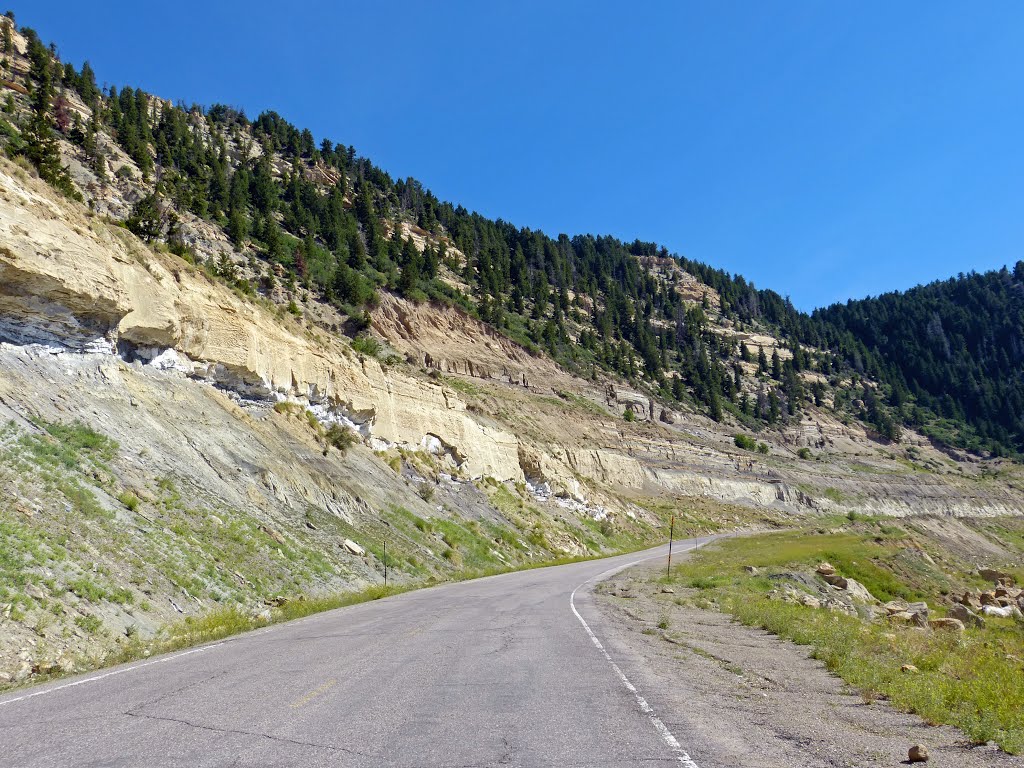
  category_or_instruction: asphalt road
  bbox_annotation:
[0,540,708,768]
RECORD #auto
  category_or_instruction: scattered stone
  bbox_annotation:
[661,587,675,594]
[32,661,61,676]
[25,584,46,600]
[901,664,918,674]
[256,609,272,623]
[822,573,846,587]
[928,618,965,632]
[978,568,1012,585]
[815,562,836,577]
[259,525,286,546]
[742,565,759,575]
[798,594,821,609]
[980,592,1000,607]
[883,600,908,615]
[948,603,985,628]
[12,661,31,682]
[343,538,365,556]
[908,744,929,762]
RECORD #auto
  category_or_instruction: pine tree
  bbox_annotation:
[21,37,77,197]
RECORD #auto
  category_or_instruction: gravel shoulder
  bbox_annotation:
[588,557,1024,768]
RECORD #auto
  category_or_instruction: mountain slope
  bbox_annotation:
[814,266,1024,455]
[0,14,1023,688]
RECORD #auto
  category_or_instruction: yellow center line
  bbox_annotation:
[289,678,338,710]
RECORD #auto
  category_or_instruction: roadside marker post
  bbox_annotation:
[383,540,388,587]
[666,515,675,578]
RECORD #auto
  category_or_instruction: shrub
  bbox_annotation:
[117,491,140,512]
[734,434,757,451]
[623,408,636,423]
[325,425,358,452]
[351,335,382,356]
[797,447,813,460]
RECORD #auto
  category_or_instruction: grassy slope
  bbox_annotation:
[663,520,1024,753]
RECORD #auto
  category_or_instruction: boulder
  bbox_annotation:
[883,600,908,615]
[906,602,930,620]
[978,568,1012,585]
[661,587,675,594]
[342,538,366,556]
[928,618,965,632]
[958,592,983,611]
[742,565,760,575]
[908,744,929,763]
[980,592,999,607]
[888,611,917,625]
[842,578,876,603]
[822,573,846,588]
[816,562,836,577]
[799,594,821,609]
[948,603,985,628]
[981,605,1015,619]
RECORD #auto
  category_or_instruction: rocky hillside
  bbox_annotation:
[0,16,1022,687]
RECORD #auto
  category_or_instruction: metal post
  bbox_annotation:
[383,540,387,587]
[666,515,675,578]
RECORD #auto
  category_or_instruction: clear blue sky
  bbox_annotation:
[23,2,1024,310]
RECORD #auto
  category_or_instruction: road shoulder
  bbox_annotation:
[586,558,1024,768]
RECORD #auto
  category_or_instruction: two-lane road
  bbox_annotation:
[0,541,706,767]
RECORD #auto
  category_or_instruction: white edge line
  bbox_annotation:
[0,642,225,708]
[569,541,710,768]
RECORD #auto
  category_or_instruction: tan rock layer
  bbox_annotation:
[0,166,521,481]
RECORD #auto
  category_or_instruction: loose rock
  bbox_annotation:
[908,744,929,762]
[948,603,985,628]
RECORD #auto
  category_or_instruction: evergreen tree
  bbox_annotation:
[21,36,77,197]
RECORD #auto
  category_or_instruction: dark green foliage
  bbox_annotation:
[813,265,1024,454]
[19,32,77,198]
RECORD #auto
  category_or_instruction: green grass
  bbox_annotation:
[441,376,483,397]
[555,390,608,417]
[669,528,1024,754]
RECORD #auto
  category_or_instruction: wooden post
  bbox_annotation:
[666,515,675,578]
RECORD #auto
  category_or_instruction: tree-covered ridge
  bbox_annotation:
[813,264,1024,455]
[3,16,1022,457]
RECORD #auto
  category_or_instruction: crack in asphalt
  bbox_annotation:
[126,670,229,715]
[498,735,514,765]
[123,711,372,757]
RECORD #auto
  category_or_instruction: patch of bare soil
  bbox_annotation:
[589,559,1024,768]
